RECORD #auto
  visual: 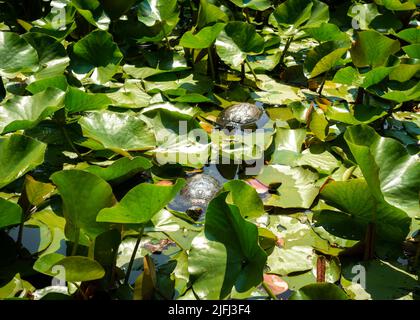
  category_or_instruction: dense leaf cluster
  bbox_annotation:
[0,0,419,300]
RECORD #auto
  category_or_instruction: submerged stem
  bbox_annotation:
[124,225,145,286]
[262,282,278,300]
[245,58,258,83]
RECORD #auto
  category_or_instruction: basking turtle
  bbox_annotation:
[216,102,264,130]
[169,174,221,220]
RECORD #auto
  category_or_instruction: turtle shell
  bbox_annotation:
[180,174,221,207]
[217,103,263,128]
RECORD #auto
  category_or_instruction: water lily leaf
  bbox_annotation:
[71,0,110,30]
[188,193,267,299]
[0,134,47,189]
[82,156,152,183]
[70,30,123,83]
[79,110,156,155]
[402,44,420,59]
[319,179,411,243]
[374,0,417,11]
[0,274,34,299]
[136,0,179,43]
[197,0,229,29]
[180,23,225,49]
[333,66,392,88]
[257,165,319,209]
[224,180,265,219]
[0,87,65,134]
[99,0,136,20]
[271,128,306,165]
[105,82,151,109]
[304,23,349,42]
[0,198,22,229]
[295,148,340,174]
[380,81,420,103]
[145,107,210,168]
[64,87,112,113]
[0,31,38,75]
[270,0,329,32]
[215,21,265,66]
[24,175,55,207]
[229,0,271,11]
[389,63,420,82]
[97,179,185,224]
[34,253,106,282]
[267,246,314,275]
[350,31,400,68]
[26,75,68,94]
[290,283,349,300]
[345,125,420,217]
[309,108,328,141]
[397,28,420,44]
[50,170,115,242]
[341,259,418,300]
[133,255,156,300]
[22,32,69,79]
[304,41,350,78]
[347,3,380,30]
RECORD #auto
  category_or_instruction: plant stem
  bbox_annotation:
[318,71,328,95]
[279,36,294,68]
[208,47,216,81]
[243,9,251,23]
[124,225,145,286]
[71,229,80,256]
[240,63,245,84]
[73,282,88,300]
[60,125,82,159]
[245,58,258,83]
[262,282,278,300]
[316,256,326,283]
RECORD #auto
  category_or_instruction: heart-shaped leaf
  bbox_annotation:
[0,31,38,74]
[0,134,47,189]
[79,110,157,155]
[188,192,267,299]
[0,198,22,229]
[50,170,116,242]
[97,179,185,224]
[350,31,400,68]
[344,124,420,217]
[215,22,265,66]
[0,87,65,134]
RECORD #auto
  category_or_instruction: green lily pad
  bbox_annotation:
[290,283,349,300]
[0,87,65,134]
[34,253,106,282]
[224,180,265,219]
[97,179,185,224]
[0,134,47,189]
[79,110,157,155]
[180,23,225,49]
[345,124,420,218]
[50,170,116,242]
[0,198,22,229]
[215,21,265,66]
[350,30,400,68]
[64,87,112,113]
[188,193,267,299]
[70,30,123,83]
[0,31,38,75]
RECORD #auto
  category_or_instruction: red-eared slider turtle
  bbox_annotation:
[168,174,221,220]
[216,102,265,129]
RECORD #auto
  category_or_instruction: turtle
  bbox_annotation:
[216,102,264,130]
[168,174,221,220]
